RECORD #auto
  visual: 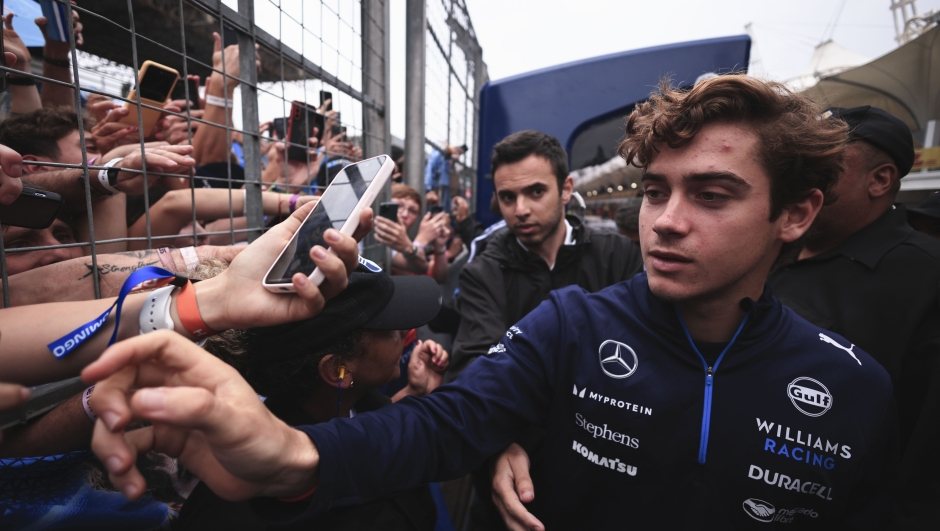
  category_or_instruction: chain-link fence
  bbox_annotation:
[0,0,390,307]
[423,0,485,207]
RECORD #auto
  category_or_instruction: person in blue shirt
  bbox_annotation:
[424,144,466,212]
[86,74,897,529]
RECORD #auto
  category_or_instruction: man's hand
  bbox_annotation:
[405,340,449,396]
[193,201,374,332]
[262,134,322,189]
[91,103,139,155]
[3,14,33,72]
[210,31,260,89]
[492,443,544,531]
[415,211,443,247]
[114,145,196,194]
[0,144,24,205]
[84,331,319,501]
[374,216,413,254]
[156,109,203,146]
[35,2,83,48]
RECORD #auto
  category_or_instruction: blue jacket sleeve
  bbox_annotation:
[296,293,566,514]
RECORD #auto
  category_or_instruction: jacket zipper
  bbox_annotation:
[675,308,751,465]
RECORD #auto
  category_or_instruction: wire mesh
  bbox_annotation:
[423,0,484,202]
[0,0,389,307]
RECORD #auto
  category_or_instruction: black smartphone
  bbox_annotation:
[223,24,239,47]
[287,101,325,162]
[428,205,444,215]
[171,77,201,110]
[378,202,399,221]
[0,187,64,229]
[139,64,180,102]
[271,117,287,140]
[319,90,333,111]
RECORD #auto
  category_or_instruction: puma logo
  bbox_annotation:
[818,333,861,366]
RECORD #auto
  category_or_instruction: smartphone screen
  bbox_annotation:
[223,24,239,47]
[264,156,387,284]
[378,202,399,221]
[319,90,333,111]
[139,66,178,101]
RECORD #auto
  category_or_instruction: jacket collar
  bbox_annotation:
[489,215,591,270]
[630,272,785,356]
[804,204,913,269]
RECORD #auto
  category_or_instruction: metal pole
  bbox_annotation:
[238,0,264,242]
[404,0,427,197]
[361,0,392,268]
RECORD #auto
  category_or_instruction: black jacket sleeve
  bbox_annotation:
[445,258,507,383]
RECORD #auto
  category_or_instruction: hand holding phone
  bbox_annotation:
[287,101,325,162]
[378,202,399,222]
[263,155,394,291]
[319,90,333,112]
[119,60,180,134]
[0,187,63,229]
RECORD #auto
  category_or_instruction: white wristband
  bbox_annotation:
[139,285,177,335]
[82,385,97,422]
[205,94,234,108]
[97,157,123,195]
[180,246,200,273]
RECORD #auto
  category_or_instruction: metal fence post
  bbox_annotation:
[361,0,392,266]
[405,0,427,197]
[238,0,263,242]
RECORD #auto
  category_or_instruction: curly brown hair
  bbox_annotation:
[618,74,848,220]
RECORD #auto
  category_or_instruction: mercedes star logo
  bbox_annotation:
[598,340,639,379]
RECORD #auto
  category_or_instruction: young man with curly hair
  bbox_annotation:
[88,75,898,529]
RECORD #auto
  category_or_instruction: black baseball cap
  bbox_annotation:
[244,262,442,365]
[909,192,940,221]
[825,106,915,177]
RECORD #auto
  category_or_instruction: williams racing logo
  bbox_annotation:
[787,377,833,417]
[598,340,638,379]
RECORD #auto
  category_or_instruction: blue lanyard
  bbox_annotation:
[48,266,186,359]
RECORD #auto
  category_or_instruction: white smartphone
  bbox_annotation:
[263,154,393,292]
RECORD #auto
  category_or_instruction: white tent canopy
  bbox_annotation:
[800,24,940,191]
[800,24,939,133]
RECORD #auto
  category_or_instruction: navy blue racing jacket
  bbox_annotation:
[297,273,897,528]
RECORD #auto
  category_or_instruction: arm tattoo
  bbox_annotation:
[78,251,161,280]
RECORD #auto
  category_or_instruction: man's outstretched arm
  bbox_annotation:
[84,290,567,512]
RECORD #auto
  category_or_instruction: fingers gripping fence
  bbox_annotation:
[0,0,390,307]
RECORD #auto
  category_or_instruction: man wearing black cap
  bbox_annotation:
[769,106,940,528]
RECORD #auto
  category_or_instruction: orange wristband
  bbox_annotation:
[177,281,218,338]
[278,485,317,503]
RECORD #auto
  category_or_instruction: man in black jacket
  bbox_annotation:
[446,131,643,382]
[769,106,940,528]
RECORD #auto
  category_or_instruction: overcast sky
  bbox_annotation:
[388,0,940,139]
